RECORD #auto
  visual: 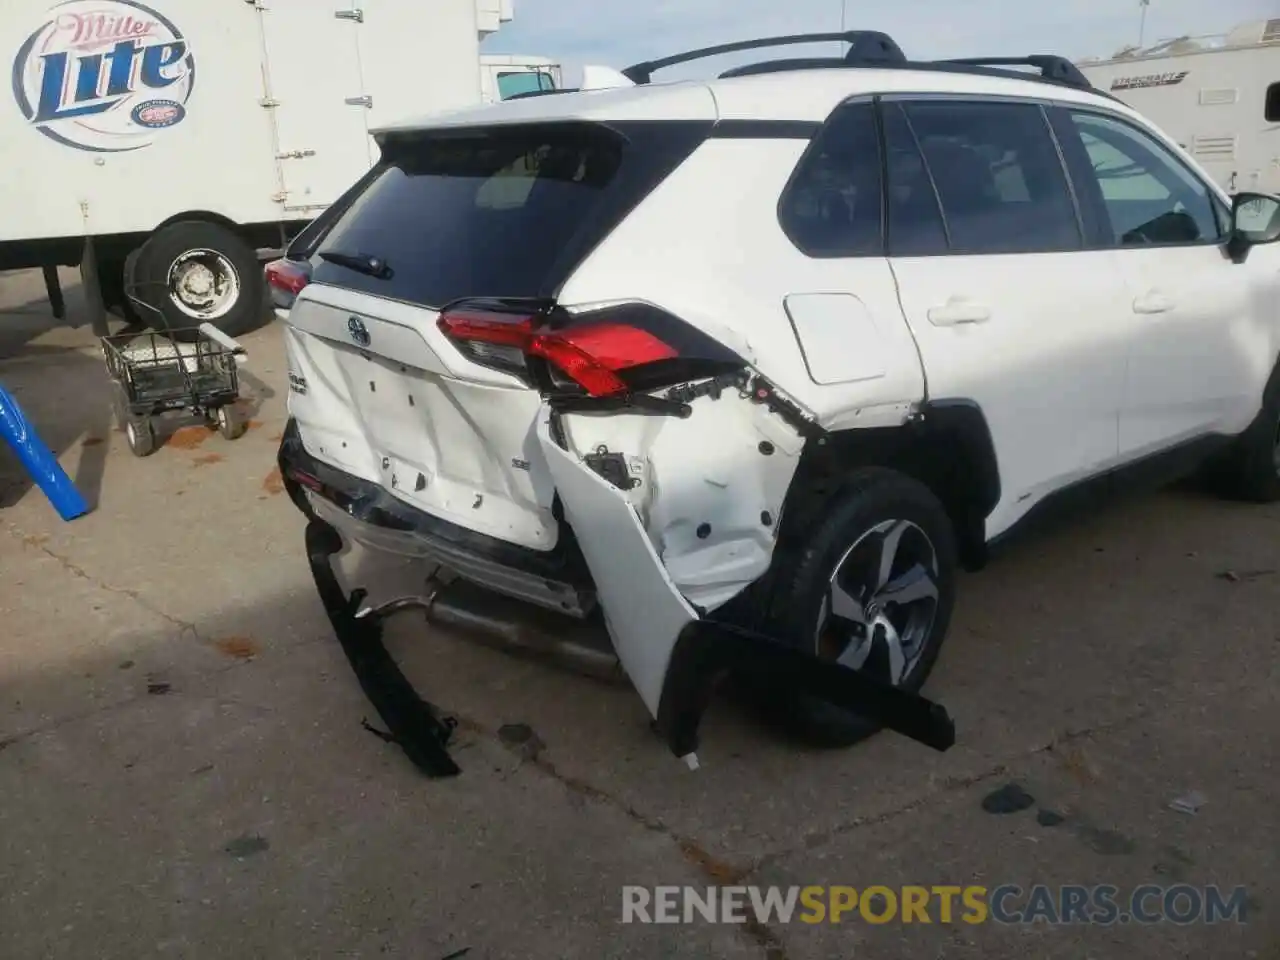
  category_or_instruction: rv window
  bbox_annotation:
[1069,111,1221,246]
[1266,83,1280,123]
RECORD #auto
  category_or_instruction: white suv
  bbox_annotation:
[272,31,1280,773]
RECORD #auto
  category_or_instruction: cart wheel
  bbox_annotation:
[125,417,157,458]
[216,404,248,441]
[111,384,131,432]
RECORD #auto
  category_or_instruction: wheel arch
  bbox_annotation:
[776,399,1001,570]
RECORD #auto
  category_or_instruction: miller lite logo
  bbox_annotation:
[12,0,195,152]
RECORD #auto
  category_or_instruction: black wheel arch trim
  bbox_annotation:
[655,618,956,759]
[773,398,1001,571]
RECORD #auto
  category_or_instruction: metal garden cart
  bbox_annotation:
[101,281,250,457]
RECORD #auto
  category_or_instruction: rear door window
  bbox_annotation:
[309,125,627,308]
[896,100,1083,255]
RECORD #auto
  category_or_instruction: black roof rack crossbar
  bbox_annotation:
[940,55,1092,90]
[622,30,906,84]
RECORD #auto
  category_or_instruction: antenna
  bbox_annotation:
[1138,0,1151,48]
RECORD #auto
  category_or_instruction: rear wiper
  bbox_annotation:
[319,249,394,280]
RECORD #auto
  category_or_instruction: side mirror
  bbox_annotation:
[1226,192,1280,263]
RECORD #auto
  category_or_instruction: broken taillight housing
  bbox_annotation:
[436,301,744,398]
[265,258,311,311]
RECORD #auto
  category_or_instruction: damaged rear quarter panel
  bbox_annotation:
[558,387,804,613]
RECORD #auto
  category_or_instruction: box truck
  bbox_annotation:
[1077,19,1280,195]
[0,0,514,338]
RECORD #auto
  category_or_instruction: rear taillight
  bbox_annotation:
[436,302,744,398]
[265,258,310,310]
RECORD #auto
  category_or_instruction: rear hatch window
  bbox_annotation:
[303,122,698,309]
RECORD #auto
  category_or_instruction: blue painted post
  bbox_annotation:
[0,382,90,521]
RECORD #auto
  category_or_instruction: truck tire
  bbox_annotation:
[742,468,959,748]
[134,221,265,342]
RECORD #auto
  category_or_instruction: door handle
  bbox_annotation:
[927,299,991,326]
[1132,292,1174,315]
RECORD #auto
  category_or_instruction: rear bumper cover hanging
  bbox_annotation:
[305,517,462,778]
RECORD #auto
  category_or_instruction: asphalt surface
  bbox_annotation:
[0,267,1276,959]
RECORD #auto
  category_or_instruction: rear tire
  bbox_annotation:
[743,467,958,747]
[134,221,265,342]
[1206,374,1280,503]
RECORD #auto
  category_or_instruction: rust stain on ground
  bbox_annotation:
[213,636,259,660]
[676,839,787,958]
[262,467,284,495]
[268,432,283,443]
[168,426,210,450]
[81,436,104,447]
[23,534,49,548]
[247,419,264,431]
[192,453,225,467]
[677,838,751,885]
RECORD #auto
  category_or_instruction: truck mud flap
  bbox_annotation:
[657,619,956,759]
[305,517,461,778]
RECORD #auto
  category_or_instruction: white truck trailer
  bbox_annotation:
[0,0,514,338]
[1077,18,1280,196]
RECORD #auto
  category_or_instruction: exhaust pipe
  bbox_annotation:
[361,576,627,686]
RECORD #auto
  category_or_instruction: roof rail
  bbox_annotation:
[625,32,1101,96]
[622,30,906,84]
[939,55,1092,90]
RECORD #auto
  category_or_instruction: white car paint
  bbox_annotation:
[891,249,1136,537]
[538,412,697,718]
[284,286,560,552]
[554,137,929,428]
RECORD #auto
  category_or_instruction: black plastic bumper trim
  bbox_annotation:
[656,619,956,758]
[305,517,461,778]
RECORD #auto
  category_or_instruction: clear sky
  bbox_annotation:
[482,0,1278,81]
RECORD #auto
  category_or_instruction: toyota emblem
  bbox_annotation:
[348,316,371,347]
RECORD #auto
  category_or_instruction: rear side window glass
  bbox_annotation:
[882,103,948,256]
[901,101,1082,254]
[310,125,625,308]
[1267,83,1280,122]
[779,102,884,258]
